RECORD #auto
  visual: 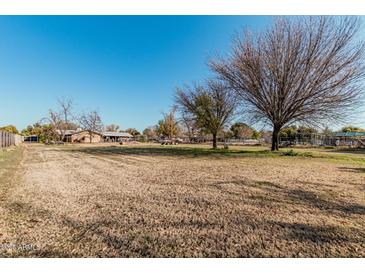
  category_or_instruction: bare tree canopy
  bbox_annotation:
[126,128,141,137]
[175,80,238,148]
[211,16,365,150]
[180,113,200,142]
[105,124,120,132]
[143,126,159,141]
[47,98,75,141]
[78,110,103,143]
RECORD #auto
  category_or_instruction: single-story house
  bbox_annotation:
[58,129,102,143]
[24,135,39,143]
[72,130,102,143]
[57,129,133,143]
[57,129,77,142]
[333,131,365,147]
[102,131,133,142]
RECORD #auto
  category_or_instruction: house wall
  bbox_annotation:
[71,131,102,143]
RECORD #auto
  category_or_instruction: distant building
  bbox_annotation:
[57,129,133,143]
[102,132,133,142]
[70,130,102,143]
[23,135,39,143]
[333,131,365,147]
[57,129,78,142]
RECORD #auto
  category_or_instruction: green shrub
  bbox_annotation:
[282,149,314,157]
[301,152,314,157]
[282,149,298,156]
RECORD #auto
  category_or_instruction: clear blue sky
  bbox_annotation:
[0,16,364,132]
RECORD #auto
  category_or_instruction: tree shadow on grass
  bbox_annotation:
[287,189,365,215]
[338,167,365,173]
[330,148,365,155]
[63,146,273,159]
[271,221,364,245]
[210,179,365,216]
[1,199,236,257]
[3,188,365,257]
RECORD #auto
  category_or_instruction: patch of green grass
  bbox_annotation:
[68,145,280,159]
[59,143,365,165]
[322,153,365,165]
[282,149,299,156]
[281,149,314,157]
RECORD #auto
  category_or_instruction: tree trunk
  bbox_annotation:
[271,125,280,151]
[89,132,92,144]
[212,133,217,149]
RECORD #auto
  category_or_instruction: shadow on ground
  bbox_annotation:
[338,167,365,173]
[2,175,365,257]
[212,179,365,216]
[330,148,365,155]
[63,145,274,158]
[271,221,362,244]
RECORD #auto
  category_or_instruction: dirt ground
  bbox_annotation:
[0,144,364,257]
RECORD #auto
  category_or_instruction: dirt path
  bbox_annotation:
[1,144,364,257]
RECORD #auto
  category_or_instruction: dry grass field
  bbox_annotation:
[0,143,364,257]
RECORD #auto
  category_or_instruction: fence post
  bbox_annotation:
[0,131,23,148]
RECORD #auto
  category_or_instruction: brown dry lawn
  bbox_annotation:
[0,143,364,257]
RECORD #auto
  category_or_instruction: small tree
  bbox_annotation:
[126,128,141,137]
[322,126,333,137]
[105,124,120,132]
[175,80,237,149]
[297,126,318,135]
[211,16,365,150]
[0,125,19,134]
[180,113,199,142]
[279,125,298,138]
[341,125,365,132]
[230,122,254,139]
[78,110,103,143]
[21,123,56,143]
[143,126,159,141]
[252,130,261,140]
[47,98,75,141]
[157,110,180,139]
[58,98,74,137]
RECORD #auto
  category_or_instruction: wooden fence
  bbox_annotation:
[0,131,23,148]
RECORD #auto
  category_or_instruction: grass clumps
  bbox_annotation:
[282,149,299,156]
[281,149,313,157]
[0,146,23,196]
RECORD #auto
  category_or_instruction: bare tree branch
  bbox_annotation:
[211,16,365,150]
[175,79,238,148]
[78,110,103,143]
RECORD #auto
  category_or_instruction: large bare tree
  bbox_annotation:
[47,98,75,141]
[211,16,365,150]
[175,80,238,149]
[78,110,103,143]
